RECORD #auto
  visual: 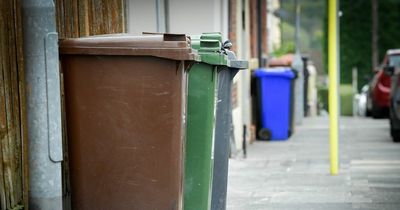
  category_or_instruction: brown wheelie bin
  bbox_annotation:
[59,34,197,210]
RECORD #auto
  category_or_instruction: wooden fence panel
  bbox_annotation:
[0,0,28,209]
[56,0,125,38]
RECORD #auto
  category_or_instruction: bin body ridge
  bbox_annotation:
[184,62,217,210]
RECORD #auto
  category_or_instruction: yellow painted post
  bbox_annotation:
[328,0,339,175]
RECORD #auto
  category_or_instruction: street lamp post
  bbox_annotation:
[328,0,339,175]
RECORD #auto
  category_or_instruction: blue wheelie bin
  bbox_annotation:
[254,67,295,140]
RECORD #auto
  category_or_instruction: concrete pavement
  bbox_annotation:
[227,116,400,210]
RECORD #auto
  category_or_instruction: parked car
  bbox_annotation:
[367,52,393,118]
[383,49,400,142]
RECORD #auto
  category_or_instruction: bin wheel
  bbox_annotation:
[258,128,271,140]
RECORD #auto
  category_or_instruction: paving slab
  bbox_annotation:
[227,116,400,210]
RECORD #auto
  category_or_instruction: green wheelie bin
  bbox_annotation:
[184,33,228,210]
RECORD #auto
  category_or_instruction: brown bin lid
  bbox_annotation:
[59,33,198,61]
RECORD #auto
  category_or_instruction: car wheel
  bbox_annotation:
[390,115,400,142]
[366,109,372,117]
[366,93,373,117]
[391,128,400,142]
[372,104,384,119]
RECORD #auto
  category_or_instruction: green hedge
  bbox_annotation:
[317,84,354,116]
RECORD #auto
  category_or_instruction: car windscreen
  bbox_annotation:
[389,54,400,68]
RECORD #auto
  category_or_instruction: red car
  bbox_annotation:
[367,51,395,118]
[382,49,400,142]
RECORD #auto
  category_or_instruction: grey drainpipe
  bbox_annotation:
[22,0,63,209]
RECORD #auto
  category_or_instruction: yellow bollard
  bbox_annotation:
[328,0,339,175]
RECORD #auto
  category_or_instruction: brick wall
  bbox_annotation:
[229,0,237,53]
[249,0,268,66]
[262,0,268,57]
[250,0,258,59]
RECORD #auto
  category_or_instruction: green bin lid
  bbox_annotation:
[191,32,248,69]
[190,32,228,66]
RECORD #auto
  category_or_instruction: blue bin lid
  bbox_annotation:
[254,67,295,79]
